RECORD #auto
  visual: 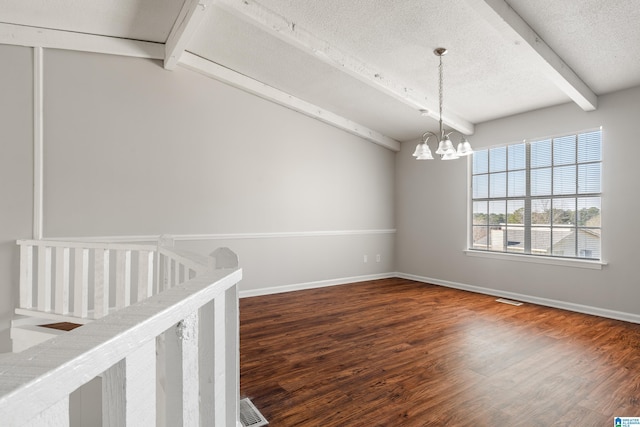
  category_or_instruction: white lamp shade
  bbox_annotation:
[435,137,455,155]
[413,143,433,160]
[416,144,434,160]
[456,139,473,156]
[412,143,422,157]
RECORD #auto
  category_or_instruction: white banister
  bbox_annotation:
[1,267,242,426]
[17,239,159,251]
[16,240,211,324]
[11,239,244,426]
[18,239,164,323]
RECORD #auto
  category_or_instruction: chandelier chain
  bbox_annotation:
[438,53,444,136]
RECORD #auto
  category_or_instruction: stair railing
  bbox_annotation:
[16,238,211,323]
[0,264,243,426]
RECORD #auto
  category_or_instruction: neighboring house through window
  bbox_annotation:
[470,129,602,260]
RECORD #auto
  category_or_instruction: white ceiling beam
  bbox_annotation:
[0,23,164,59]
[213,0,474,135]
[165,0,215,70]
[466,0,597,111]
[179,52,400,151]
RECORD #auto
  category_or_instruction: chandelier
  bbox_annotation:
[413,48,473,160]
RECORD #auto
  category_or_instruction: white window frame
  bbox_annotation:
[465,127,606,270]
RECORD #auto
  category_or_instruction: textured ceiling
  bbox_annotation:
[1,0,639,143]
[189,5,431,141]
[506,0,640,94]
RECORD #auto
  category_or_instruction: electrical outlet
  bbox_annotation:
[363,255,368,263]
[376,254,381,262]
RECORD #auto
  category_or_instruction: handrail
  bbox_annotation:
[17,239,158,251]
[0,267,243,426]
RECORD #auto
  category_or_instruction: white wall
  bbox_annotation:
[0,45,33,350]
[396,85,640,318]
[43,50,395,236]
[0,45,397,337]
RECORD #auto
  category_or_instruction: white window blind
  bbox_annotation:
[471,129,602,260]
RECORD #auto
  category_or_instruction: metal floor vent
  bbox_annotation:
[240,397,269,427]
[496,298,524,306]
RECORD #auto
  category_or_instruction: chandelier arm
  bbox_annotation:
[422,131,436,142]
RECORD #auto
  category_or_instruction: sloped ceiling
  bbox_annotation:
[1,0,639,147]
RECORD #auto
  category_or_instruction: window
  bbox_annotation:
[471,129,601,260]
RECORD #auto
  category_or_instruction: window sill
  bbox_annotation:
[464,250,607,270]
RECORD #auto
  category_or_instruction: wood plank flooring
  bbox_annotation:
[240,278,640,426]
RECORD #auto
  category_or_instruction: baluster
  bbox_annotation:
[156,251,162,295]
[173,261,180,287]
[103,340,156,427]
[210,247,240,426]
[115,250,132,310]
[54,247,70,315]
[164,313,200,427]
[157,235,175,292]
[213,293,227,426]
[164,256,172,291]
[19,244,34,309]
[156,334,167,427]
[137,251,154,301]
[74,248,89,318]
[37,245,52,312]
[94,248,110,319]
[199,301,215,425]
[225,284,240,425]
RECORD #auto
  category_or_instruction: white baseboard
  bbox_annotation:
[240,272,640,324]
[239,273,396,298]
[396,272,640,324]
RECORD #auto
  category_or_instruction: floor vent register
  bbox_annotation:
[496,298,524,306]
[240,397,269,427]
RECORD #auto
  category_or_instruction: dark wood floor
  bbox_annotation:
[240,278,640,426]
